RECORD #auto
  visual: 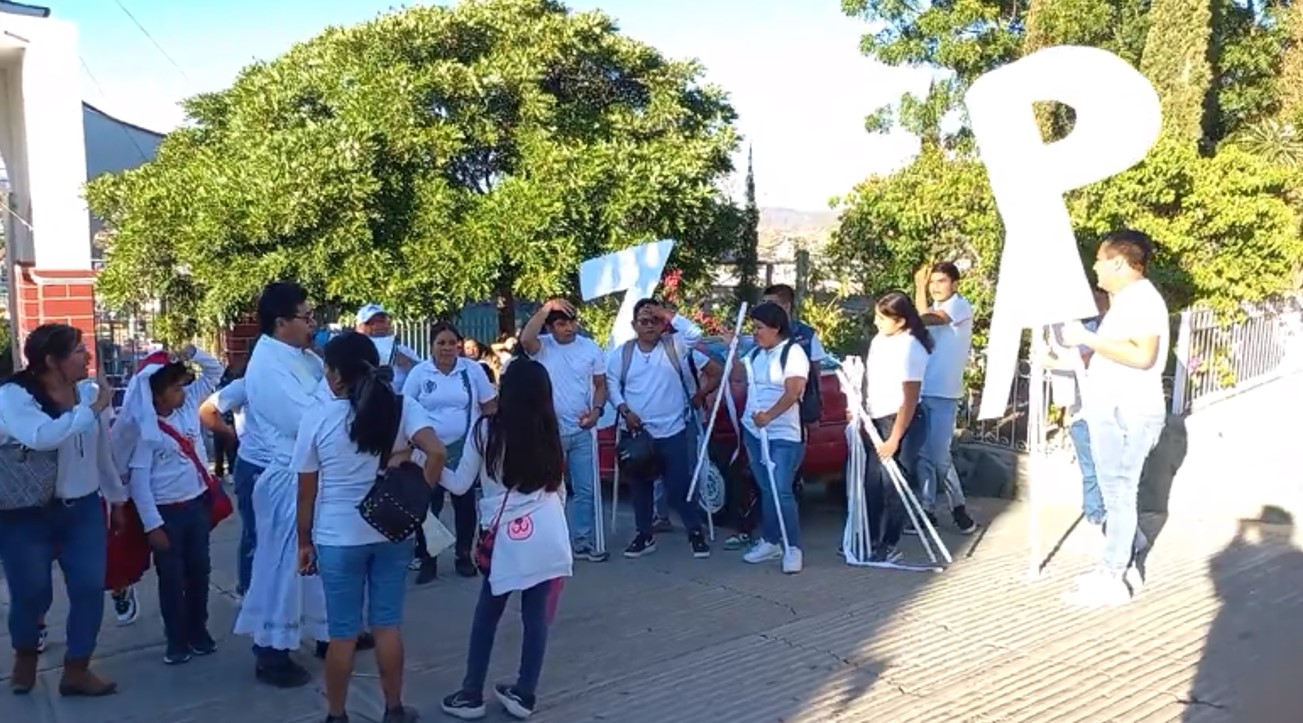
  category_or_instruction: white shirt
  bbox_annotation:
[293,395,432,547]
[1087,279,1170,417]
[164,349,225,469]
[742,340,810,443]
[529,334,605,435]
[401,357,497,446]
[922,293,974,400]
[127,423,208,532]
[0,379,127,503]
[865,332,930,419]
[605,336,710,439]
[244,335,326,468]
[368,335,422,393]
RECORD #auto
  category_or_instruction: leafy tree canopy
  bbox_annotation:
[88,0,741,339]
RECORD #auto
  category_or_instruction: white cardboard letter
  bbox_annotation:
[964,45,1161,419]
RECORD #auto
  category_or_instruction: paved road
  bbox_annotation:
[3,484,1301,723]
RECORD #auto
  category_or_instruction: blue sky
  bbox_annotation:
[64,0,932,211]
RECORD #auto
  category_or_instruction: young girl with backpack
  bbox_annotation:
[440,359,572,721]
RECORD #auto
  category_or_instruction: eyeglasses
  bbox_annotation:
[291,311,316,322]
[635,317,661,326]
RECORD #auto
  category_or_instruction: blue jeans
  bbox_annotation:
[1087,409,1165,576]
[153,496,212,655]
[461,577,562,698]
[317,540,413,639]
[742,430,803,548]
[1069,419,1104,524]
[233,457,264,596]
[917,396,966,511]
[629,429,703,536]
[861,410,927,548]
[653,420,699,519]
[0,492,107,658]
[562,430,598,546]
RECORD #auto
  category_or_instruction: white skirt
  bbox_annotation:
[233,464,328,650]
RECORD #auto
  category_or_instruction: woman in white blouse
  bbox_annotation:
[402,321,497,582]
[860,291,934,564]
[294,331,447,723]
[0,324,122,696]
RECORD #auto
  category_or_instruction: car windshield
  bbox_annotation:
[695,335,840,371]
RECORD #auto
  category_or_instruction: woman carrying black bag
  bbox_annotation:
[292,331,447,723]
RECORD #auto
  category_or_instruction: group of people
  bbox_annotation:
[0,228,1171,721]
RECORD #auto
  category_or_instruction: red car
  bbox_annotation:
[597,336,850,485]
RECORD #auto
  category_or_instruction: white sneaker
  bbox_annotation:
[781,547,803,574]
[113,586,139,626]
[743,540,782,564]
[1063,569,1131,607]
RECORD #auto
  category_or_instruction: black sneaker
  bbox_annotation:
[455,554,479,578]
[255,658,311,688]
[494,683,536,719]
[623,533,657,559]
[573,545,610,563]
[415,556,438,585]
[441,690,486,720]
[689,531,711,559]
[381,705,420,723]
[652,516,673,533]
[903,511,939,536]
[952,505,978,535]
[190,633,217,656]
[163,648,192,665]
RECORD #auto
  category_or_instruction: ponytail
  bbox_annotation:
[875,291,935,354]
[323,331,400,457]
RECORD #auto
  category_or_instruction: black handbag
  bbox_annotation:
[357,397,431,542]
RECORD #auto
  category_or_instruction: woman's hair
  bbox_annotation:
[323,331,400,457]
[149,362,194,398]
[875,291,934,354]
[429,321,463,344]
[21,323,82,377]
[476,359,563,494]
[749,302,792,338]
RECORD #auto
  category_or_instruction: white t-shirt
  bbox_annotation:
[1086,279,1170,417]
[922,293,974,400]
[865,332,930,419]
[292,395,432,547]
[742,340,810,443]
[605,339,710,440]
[401,357,497,446]
[127,426,208,532]
[529,334,605,436]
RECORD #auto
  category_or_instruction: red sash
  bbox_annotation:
[156,420,233,528]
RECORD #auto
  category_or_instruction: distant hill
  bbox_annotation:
[757,207,839,258]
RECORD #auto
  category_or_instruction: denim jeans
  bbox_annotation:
[233,457,265,596]
[861,409,927,549]
[742,430,803,548]
[562,430,598,546]
[917,396,966,511]
[1087,409,1165,576]
[153,496,213,655]
[1069,419,1105,525]
[317,540,413,639]
[0,492,107,658]
[629,429,703,536]
[461,577,564,697]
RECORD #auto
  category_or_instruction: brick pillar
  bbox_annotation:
[13,265,98,369]
[220,317,261,370]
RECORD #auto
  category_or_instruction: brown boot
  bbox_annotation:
[58,657,117,697]
[10,648,38,695]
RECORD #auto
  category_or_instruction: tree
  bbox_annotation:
[86,0,740,339]
[1139,0,1214,148]
[734,145,760,307]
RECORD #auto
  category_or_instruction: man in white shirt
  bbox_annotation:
[914,262,978,535]
[355,303,421,392]
[606,299,722,560]
[1062,230,1170,607]
[521,299,609,562]
[232,282,330,688]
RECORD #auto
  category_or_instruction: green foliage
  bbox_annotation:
[799,295,864,359]
[87,0,740,337]
[1140,0,1213,146]
[734,147,760,307]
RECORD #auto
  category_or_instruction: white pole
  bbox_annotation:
[590,425,605,556]
[610,450,620,533]
[1026,326,1049,579]
[687,302,748,501]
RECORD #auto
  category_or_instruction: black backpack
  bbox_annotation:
[748,333,822,426]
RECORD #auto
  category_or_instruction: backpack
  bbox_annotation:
[749,332,822,426]
[618,335,695,412]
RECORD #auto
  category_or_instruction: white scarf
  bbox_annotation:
[111,362,165,478]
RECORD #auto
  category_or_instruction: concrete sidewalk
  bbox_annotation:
[3,489,1301,723]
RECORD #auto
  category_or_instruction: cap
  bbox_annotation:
[136,351,170,373]
[356,303,388,325]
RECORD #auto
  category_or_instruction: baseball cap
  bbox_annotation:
[356,303,388,325]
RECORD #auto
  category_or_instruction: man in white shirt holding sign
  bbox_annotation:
[521,299,609,562]
[1062,229,1169,607]
[914,262,978,535]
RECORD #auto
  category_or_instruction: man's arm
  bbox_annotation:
[1079,332,1160,370]
[666,309,704,346]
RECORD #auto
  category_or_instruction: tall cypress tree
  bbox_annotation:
[1279,2,1303,125]
[735,145,760,307]
[1140,0,1215,149]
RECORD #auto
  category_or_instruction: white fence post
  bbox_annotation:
[1171,309,1193,416]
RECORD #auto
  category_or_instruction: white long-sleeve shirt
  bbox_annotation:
[0,378,128,502]
[243,335,325,468]
[127,423,208,532]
